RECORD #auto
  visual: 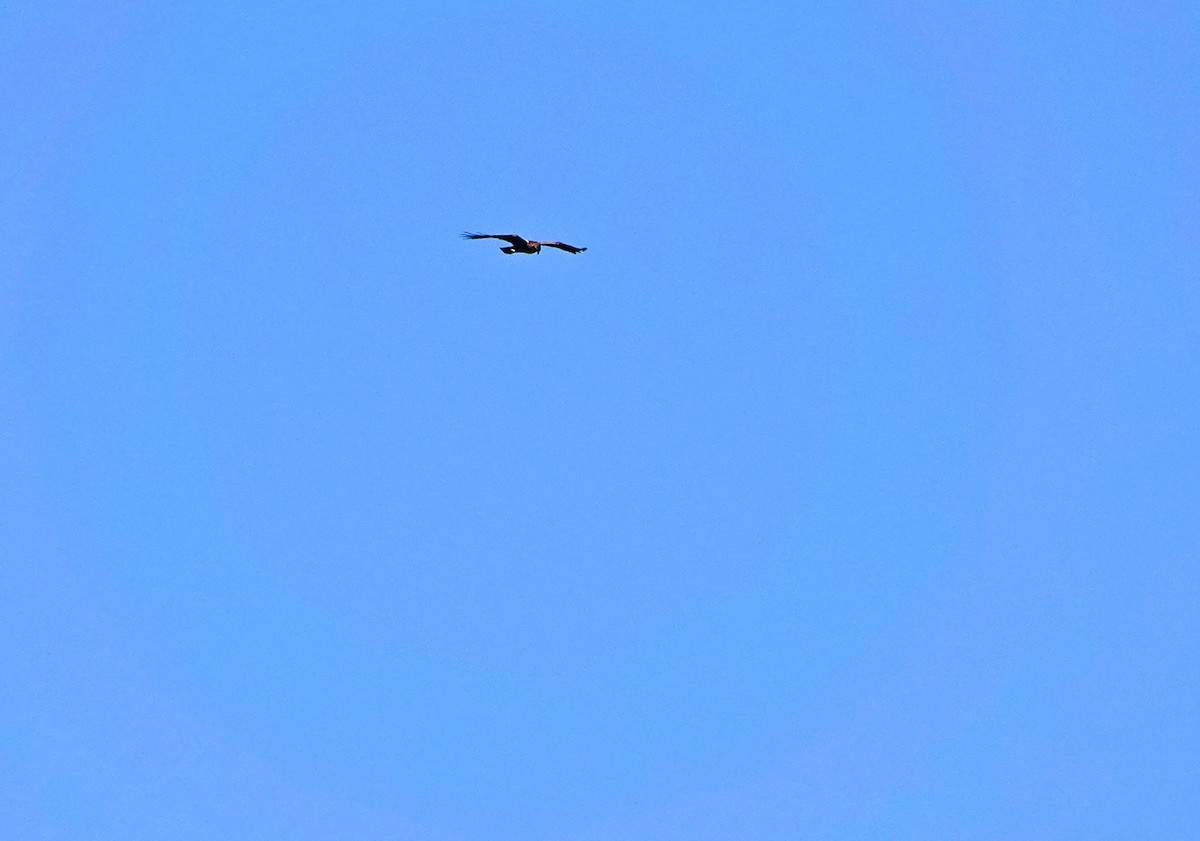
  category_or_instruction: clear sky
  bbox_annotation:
[4,2,1198,838]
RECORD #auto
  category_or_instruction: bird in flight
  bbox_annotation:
[462,232,587,255]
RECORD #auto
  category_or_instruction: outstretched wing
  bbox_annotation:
[539,241,587,254]
[462,231,531,248]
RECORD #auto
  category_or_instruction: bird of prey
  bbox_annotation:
[461,232,587,255]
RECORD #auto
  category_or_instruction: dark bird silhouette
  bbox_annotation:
[462,232,587,255]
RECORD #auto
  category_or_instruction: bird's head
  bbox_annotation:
[532,243,542,254]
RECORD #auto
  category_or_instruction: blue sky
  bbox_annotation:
[4,2,1198,838]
